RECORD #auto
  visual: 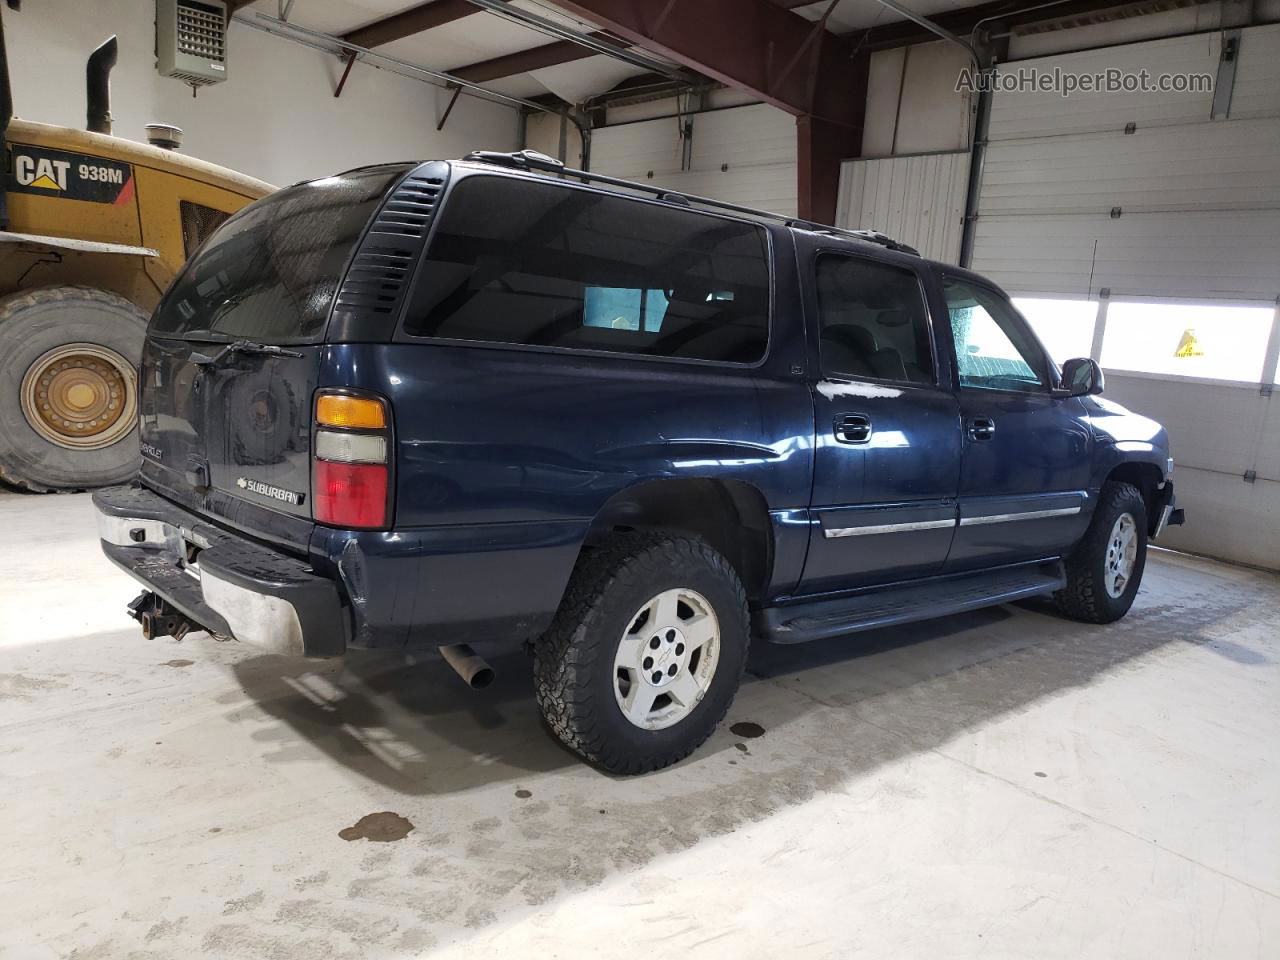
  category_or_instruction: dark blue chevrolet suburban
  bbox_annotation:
[94,149,1182,773]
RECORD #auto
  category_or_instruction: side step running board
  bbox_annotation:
[757,561,1066,645]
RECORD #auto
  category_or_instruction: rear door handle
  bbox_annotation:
[967,417,996,441]
[834,414,872,444]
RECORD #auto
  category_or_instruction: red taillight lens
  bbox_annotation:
[313,460,388,529]
[313,391,392,529]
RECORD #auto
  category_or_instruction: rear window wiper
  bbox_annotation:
[189,339,305,365]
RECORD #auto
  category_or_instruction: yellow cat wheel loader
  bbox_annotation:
[0,1,272,491]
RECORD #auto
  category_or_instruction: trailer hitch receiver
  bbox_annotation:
[127,591,200,641]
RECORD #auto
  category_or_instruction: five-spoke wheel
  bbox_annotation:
[613,588,720,731]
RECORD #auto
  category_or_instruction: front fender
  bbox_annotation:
[1083,396,1171,491]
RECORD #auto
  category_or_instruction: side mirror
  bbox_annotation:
[1058,357,1104,397]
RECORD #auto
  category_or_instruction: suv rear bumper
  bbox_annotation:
[93,485,347,657]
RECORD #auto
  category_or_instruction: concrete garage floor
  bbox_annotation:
[1,491,1277,959]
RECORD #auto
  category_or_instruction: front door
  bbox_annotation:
[797,246,961,594]
[939,274,1093,569]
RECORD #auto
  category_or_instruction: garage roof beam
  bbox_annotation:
[461,0,687,79]
[546,0,871,223]
[450,31,631,83]
[547,0,861,122]
[341,0,479,50]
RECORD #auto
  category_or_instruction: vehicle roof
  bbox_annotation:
[441,153,928,262]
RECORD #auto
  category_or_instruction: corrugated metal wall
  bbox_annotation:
[835,151,970,262]
[589,103,798,216]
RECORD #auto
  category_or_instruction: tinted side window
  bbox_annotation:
[943,277,1047,393]
[815,254,935,385]
[403,176,770,363]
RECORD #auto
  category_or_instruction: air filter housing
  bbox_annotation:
[156,0,228,87]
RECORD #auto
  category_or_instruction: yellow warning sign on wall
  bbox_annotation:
[1174,328,1204,358]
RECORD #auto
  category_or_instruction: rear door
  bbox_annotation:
[938,273,1093,569]
[796,240,962,594]
[138,164,411,547]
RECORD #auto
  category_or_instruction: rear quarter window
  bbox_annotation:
[402,175,771,364]
[151,165,410,344]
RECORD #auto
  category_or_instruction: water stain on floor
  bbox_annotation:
[339,812,415,843]
[162,660,194,668]
[0,673,67,700]
[729,721,766,739]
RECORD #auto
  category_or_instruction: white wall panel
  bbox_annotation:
[980,118,1280,216]
[893,43,972,155]
[971,210,1280,300]
[987,32,1220,141]
[1102,375,1269,477]
[1103,374,1278,571]
[862,48,908,157]
[836,152,970,263]
[1225,23,1280,120]
[973,24,1280,301]
[1147,466,1280,570]
[590,104,798,216]
[4,0,518,187]
[589,119,685,180]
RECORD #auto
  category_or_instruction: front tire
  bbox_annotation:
[1054,480,1148,623]
[534,533,749,774]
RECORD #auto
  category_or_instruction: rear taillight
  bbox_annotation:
[313,391,391,529]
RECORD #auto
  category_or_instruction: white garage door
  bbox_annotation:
[589,103,798,216]
[970,25,1280,570]
[972,27,1280,299]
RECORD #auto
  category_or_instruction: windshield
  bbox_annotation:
[150,164,411,344]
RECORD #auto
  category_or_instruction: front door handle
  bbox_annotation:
[834,414,872,444]
[967,417,996,441]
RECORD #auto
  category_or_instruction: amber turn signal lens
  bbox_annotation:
[316,393,387,429]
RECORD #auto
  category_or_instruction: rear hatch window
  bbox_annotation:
[138,165,410,545]
[151,164,412,344]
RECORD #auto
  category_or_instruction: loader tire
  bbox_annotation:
[0,286,147,492]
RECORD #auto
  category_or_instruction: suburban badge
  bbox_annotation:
[236,476,305,506]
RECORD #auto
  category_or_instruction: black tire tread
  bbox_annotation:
[0,285,148,492]
[1054,480,1146,623]
[534,532,749,775]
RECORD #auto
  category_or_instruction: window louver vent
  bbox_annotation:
[330,163,449,338]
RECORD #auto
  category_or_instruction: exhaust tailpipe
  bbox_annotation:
[439,644,495,689]
[86,34,117,134]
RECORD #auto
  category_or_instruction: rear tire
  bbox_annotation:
[0,286,147,492]
[534,532,749,774]
[1054,480,1148,624]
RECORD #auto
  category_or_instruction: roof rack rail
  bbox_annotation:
[459,150,920,256]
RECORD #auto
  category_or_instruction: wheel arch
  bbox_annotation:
[583,477,774,604]
[1,249,164,312]
[1103,460,1164,533]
